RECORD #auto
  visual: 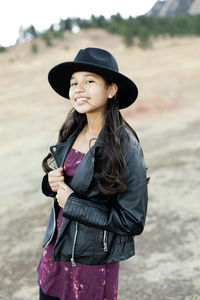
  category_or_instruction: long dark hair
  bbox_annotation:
[42,78,141,195]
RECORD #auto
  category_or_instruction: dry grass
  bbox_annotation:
[0,29,200,299]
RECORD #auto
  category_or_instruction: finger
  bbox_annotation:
[56,186,62,194]
[58,182,68,190]
[48,173,64,179]
[49,168,63,176]
[50,182,63,190]
[49,185,59,192]
[50,183,60,188]
[49,176,64,183]
[57,167,64,175]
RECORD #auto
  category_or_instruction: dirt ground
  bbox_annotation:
[0,31,200,299]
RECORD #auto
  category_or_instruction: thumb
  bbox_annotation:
[57,167,63,173]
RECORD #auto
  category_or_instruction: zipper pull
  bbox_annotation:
[103,230,108,252]
[71,257,76,267]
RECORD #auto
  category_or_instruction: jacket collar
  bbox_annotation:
[49,125,103,194]
[49,125,82,168]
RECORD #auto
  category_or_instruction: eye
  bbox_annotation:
[86,80,94,84]
[70,82,77,86]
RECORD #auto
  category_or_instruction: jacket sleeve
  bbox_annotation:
[41,174,57,198]
[62,139,148,236]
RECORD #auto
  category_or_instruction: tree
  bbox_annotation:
[120,24,134,47]
[0,45,7,53]
[17,25,38,43]
[41,32,52,46]
[59,18,72,31]
[138,27,152,48]
[31,42,38,54]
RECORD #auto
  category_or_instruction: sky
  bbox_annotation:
[0,0,158,47]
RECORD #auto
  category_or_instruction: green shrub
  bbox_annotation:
[41,32,52,46]
[138,27,152,49]
[31,42,38,54]
[0,45,7,53]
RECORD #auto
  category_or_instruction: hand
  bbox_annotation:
[48,167,64,192]
[56,182,73,208]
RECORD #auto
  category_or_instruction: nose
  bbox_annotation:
[74,82,85,94]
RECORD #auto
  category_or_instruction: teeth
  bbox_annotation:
[76,97,87,102]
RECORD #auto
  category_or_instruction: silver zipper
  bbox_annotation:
[103,230,108,252]
[71,222,78,267]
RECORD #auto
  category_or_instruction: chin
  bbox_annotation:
[74,107,90,114]
[74,105,95,114]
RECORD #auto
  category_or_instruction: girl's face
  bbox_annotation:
[69,71,117,115]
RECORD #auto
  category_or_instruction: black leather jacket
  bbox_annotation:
[41,126,148,266]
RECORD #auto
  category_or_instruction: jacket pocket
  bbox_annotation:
[73,223,96,264]
[95,229,119,258]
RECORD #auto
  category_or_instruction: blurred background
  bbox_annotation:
[0,0,200,299]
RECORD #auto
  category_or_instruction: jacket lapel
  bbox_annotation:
[70,148,95,194]
[71,129,104,194]
[49,126,81,168]
[49,126,101,195]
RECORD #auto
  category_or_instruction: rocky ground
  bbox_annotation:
[119,103,200,300]
[1,101,199,300]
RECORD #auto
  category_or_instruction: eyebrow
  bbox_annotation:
[70,73,98,80]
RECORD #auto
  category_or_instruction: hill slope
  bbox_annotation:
[1,29,199,116]
[147,0,200,16]
[0,30,200,299]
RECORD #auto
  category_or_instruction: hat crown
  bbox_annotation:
[74,47,119,72]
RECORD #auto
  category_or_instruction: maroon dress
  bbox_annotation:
[38,148,119,300]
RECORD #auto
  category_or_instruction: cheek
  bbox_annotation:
[69,88,73,99]
[99,91,109,104]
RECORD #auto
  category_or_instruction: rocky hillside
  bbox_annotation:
[147,0,200,16]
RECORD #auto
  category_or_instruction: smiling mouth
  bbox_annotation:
[75,97,88,104]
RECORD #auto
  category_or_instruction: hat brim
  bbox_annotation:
[48,61,138,109]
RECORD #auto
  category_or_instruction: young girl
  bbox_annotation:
[37,47,148,300]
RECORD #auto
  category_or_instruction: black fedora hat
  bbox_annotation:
[48,47,138,109]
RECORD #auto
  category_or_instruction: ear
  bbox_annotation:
[108,83,118,99]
